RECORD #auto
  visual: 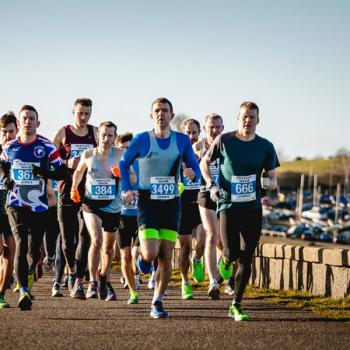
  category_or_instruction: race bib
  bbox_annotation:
[121,191,138,210]
[183,174,201,190]
[89,178,116,200]
[11,160,40,185]
[150,176,176,200]
[231,174,256,202]
[210,164,219,185]
[70,144,93,158]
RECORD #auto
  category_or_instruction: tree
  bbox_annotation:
[170,114,188,131]
[335,147,350,158]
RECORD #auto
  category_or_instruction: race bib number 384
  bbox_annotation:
[231,174,256,202]
[150,176,176,200]
[90,178,116,200]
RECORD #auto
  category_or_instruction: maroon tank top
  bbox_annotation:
[59,124,97,202]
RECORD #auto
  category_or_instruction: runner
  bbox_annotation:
[193,113,224,299]
[1,105,66,310]
[52,98,97,298]
[0,112,17,308]
[71,121,123,300]
[178,119,202,299]
[120,97,200,318]
[117,132,140,304]
[200,101,279,320]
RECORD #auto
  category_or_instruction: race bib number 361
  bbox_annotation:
[11,161,40,185]
[150,176,176,200]
[90,178,116,200]
[231,174,256,202]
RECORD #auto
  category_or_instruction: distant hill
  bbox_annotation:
[277,157,350,191]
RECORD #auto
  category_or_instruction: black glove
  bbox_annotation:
[210,185,222,202]
[0,161,11,175]
[32,165,48,177]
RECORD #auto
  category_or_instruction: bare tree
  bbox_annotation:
[170,114,188,131]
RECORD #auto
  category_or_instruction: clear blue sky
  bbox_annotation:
[1,0,349,160]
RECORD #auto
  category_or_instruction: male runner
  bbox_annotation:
[117,132,140,304]
[200,101,279,320]
[0,112,17,308]
[193,114,224,299]
[1,105,66,310]
[52,98,97,298]
[120,97,200,318]
[178,119,202,299]
[71,121,123,300]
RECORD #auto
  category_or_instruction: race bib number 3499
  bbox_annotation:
[150,176,176,200]
[231,174,256,202]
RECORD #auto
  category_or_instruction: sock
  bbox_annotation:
[232,300,241,306]
[131,290,139,297]
[20,287,29,294]
[152,293,164,304]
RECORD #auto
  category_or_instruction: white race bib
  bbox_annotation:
[89,178,116,200]
[70,144,93,158]
[11,160,40,185]
[231,174,256,202]
[150,176,176,200]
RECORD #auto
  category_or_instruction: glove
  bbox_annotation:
[110,166,121,179]
[32,165,47,177]
[210,185,222,202]
[70,187,81,203]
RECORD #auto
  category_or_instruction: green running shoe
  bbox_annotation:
[218,257,233,280]
[192,257,204,283]
[228,304,249,321]
[0,294,10,308]
[182,283,193,300]
[127,292,139,305]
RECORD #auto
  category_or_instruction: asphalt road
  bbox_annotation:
[1,272,349,350]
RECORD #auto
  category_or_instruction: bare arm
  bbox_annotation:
[267,169,278,190]
[71,150,89,189]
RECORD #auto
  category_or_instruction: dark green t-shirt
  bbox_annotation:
[207,132,279,212]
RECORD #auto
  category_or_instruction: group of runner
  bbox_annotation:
[0,97,279,320]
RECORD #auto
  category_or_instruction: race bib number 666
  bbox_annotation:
[231,174,256,202]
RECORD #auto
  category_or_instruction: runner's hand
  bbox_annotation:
[67,156,80,170]
[70,187,81,203]
[210,185,221,202]
[182,163,195,180]
[123,190,134,203]
[110,166,121,178]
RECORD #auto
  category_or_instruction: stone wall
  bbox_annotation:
[172,243,350,298]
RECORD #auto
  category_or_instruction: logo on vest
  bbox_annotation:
[146,151,159,158]
[34,146,45,158]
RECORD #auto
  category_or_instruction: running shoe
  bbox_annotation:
[218,257,233,280]
[120,276,128,289]
[86,281,98,299]
[70,282,86,300]
[147,271,156,289]
[192,257,204,283]
[52,282,63,297]
[0,294,10,308]
[13,282,20,293]
[224,277,235,296]
[135,274,141,290]
[182,283,193,300]
[208,281,220,300]
[150,301,168,319]
[127,292,139,305]
[43,256,55,273]
[105,282,116,301]
[98,279,108,300]
[228,304,249,321]
[68,274,76,293]
[28,272,35,290]
[18,292,32,311]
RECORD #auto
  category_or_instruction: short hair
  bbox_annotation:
[240,101,259,116]
[74,98,92,107]
[204,113,223,124]
[116,132,133,144]
[19,105,38,118]
[0,111,17,129]
[151,97,173,114]
[99,121,117,135]
[181,118,200,131]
